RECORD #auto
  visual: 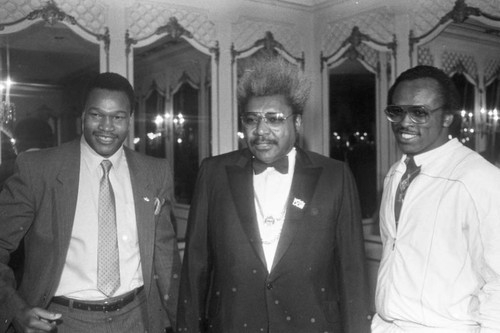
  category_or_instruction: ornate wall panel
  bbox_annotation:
[0,0,107,34]
[410,0,500,39]
[125,2,216,47]
[467,0,500,15]
[409,0,454,38]
[442,50,478,81]
[320,9,395,56]
[484,58,500,83]
[417,47,434,66]
[231,16,301,57]
[357,43,379,70]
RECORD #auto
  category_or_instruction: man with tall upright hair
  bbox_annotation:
[0,72,180,332]
[373,65,500,331]
[177,56,371,333]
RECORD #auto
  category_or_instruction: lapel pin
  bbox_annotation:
[292,198,305,209]
[144,197,150,202]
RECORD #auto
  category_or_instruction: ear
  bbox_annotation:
[294,114,302,132]
[442,113,454,128]
[81,112,86,131]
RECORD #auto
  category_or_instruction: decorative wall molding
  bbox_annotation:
[484,58,500,83]
[321,26,396,74]
[467,0,500,16]
[231,15,302,58]
[442,50,478,84]
[409,0,454,39]
[417,46,434,66]
[0,0,107,35]
[125,1,216,48]
[231,31,304,68]
[320,9,395,57]
[410,0,500,52]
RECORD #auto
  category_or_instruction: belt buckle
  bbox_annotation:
[102,301,116,312]
[102,298,123,312]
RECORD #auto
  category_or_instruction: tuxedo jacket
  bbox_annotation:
[177,147,371,333]
[0,139,180,332]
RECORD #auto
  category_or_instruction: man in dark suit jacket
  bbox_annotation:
[0,73,180,332]
[177,56,371,333]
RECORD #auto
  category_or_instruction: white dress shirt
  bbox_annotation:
[55,137,143,300]
[253,148,296,272]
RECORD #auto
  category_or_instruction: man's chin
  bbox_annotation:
[92,144,120,158]
[251,150,275,163]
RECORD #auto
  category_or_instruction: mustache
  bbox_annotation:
[392,123,417,133]
[250,138,278,145]
[93,131,117,138]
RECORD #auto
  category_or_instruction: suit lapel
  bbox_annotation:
[125,148,155,295]
[270,148,322,272]
[54,141,81,288]
[226,151,267,269]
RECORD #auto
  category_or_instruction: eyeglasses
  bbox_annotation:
[240,112,294,129]
[384,105,444,124]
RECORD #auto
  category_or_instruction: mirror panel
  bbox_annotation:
[322,26,395,222]
[484,76,500,164]
[132,33,212,205]
[452,72,476,148]
[329,60,377,219]
[0,20,100,170]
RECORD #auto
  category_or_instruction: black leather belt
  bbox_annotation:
[51,286,144,312]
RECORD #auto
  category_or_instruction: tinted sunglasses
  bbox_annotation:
[384,105,444,124]
[240,112,294,129]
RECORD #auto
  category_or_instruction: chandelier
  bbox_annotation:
[1,43,15,130]
[0,100,15,129]
[0,80,15,130]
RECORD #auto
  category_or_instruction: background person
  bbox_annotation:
[0,117,55,190]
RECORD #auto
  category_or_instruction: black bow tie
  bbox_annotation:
[252,156,289,175]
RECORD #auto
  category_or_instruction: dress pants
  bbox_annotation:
[47,290,148,333]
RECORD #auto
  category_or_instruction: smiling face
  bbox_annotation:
[82,88,131,157]
[390,78,453,156]
[244,94,300,164]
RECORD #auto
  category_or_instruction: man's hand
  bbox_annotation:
[12,307,62,333]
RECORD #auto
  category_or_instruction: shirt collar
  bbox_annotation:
[402,138,461,170]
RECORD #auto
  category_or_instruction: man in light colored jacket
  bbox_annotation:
[373,65,500,332]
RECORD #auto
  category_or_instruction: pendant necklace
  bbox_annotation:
[254,190,287,226]
[254,190,288,244]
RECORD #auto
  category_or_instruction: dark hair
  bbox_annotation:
[237,56,310,115]
[83,72,135,114]
[388,65,461,116]
[13,118,54,153]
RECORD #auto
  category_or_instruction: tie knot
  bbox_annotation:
[404,156,418,173]
[253,156,288,175]
[101,160,112,175]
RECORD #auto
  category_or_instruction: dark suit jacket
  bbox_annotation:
[0,139,180,332]
[177,147,371,333]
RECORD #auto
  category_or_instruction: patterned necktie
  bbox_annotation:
[394,156,420,225]
[97,160,120,296]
